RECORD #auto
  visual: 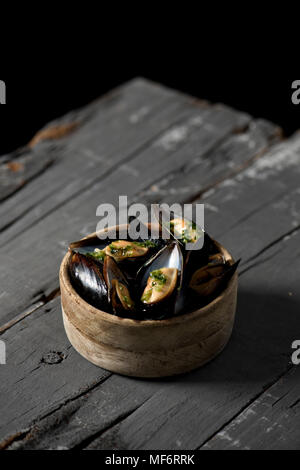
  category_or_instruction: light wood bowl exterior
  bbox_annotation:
[60,225,238,377]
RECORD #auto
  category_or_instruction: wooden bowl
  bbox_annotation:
[60,225,238,378]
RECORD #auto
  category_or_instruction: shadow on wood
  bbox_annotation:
[170,288,297,387]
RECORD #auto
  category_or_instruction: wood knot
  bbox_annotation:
[41,351,66,365]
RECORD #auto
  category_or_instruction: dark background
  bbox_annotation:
[0,68,299,156]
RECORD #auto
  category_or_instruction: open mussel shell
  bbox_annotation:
[69,230,164,280]
[152,204,213,275]
[103,238,164,281]
[189,258,240,299]
[69,235,109,261]
[152,204,204,248]
[137,241,184,319]
[103,255,135,317]
[104,240,148,261]
[68,251,109,311]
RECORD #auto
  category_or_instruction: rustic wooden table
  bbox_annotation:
[1,79,300,450]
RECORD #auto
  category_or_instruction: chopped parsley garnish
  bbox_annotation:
[170,219,202,244]
[123,295,132,308]
[150,269,167,285]
[109,243,133,256]
[118,282,134,308]
[133,240,156,248]
[141,290,152,303]
[87,249,106,261]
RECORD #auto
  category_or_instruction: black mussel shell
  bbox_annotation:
[69,251,109,311]
[103,256,136,317]
[69,235,109,260]
[137,241,184,319]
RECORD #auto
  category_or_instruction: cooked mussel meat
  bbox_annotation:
[152,204,204,246]
[103,240,149,262]
[141,267,178,305]
[189,258,240,298]
[137,241,183,318]
[169,217,203,245]
[103,255,135,316]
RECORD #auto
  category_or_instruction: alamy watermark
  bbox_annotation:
[291,80,300,105]
[291,340,300,365]
[0,80,6,104]
[95,197,205,251]
[0,340,6,364]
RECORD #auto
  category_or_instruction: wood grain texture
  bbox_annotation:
[137,119,281,205]
[0,79,193,245]
[0,78,299,450]
[0,81,255,327]
[3,151,300,449]
[203,367,300,450]
[0,147,54,202]
[0,298,111,446]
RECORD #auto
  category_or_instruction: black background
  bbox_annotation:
[0,55,299,156]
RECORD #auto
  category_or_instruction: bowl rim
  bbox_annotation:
[60,224,237,328]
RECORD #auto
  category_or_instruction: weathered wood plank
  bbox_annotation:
[5,227,299,450]
[198,132,300,263]
[203,367,300,450]
[0,78,192,242]
[136,127,300,268]
[0,147,54,202]
[6,371,160,450]
[137,119,281,205]
[0,298,111,446]
[0,97,252,326]
[2,141,300,449]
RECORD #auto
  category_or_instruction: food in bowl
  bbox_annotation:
[68,213,239,321]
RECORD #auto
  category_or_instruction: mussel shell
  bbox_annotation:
[103,255,135,317]
[137,241,184,319]
[69,232,164,281]
[152,204,205,247]
[68,251,109,311]
[189,259,240,299]
[69,235,109,257]
[152,203,213,275]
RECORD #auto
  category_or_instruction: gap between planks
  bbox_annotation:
[0,372,113,450]
[196,363,295,450]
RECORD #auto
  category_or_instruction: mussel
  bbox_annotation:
[103,240,148,262]
[189,255,240,298]
[67,214,239,320]
[70,232,163,276]
[68,251,109,311]
[152,204,204,247]
[103,255,135,316]
[137,241,184,319]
